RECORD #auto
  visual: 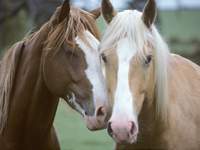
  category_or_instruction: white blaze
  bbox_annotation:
[75,30,107,107]
[110,38,138,124]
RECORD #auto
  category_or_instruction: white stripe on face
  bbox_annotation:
[110,38,138,123]
[75,30,107,106]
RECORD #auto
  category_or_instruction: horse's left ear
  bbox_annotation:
[58,0,70,23]
[142,0,157,28]
[90,8,101,19]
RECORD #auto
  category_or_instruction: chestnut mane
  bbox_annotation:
[0,6,100,133]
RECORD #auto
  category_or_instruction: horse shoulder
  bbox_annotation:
[165,53,200,150]
[169,53,200,91]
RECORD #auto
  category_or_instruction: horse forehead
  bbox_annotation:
[75,30,99,54]
[116,38,137,64]
[75,31,100,71]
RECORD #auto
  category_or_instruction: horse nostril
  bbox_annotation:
[84,111,88,116]
[107,122,113,137]
[96,106,105,117]
[129,121,135,135]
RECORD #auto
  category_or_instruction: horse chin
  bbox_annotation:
[64,93,107,131]
[113,132,138,144]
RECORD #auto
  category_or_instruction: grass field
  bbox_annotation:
[160,10,200,40]
[159,10,200,55]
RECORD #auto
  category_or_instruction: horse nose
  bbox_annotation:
[96,106,106,118]
[107,121,138,144]
[95,106,109,124]
[84,105,110,131]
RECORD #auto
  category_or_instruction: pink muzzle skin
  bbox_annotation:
[107,120,138,144]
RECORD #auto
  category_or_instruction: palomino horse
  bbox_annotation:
[100,0,200,149]
[0,0,109,149]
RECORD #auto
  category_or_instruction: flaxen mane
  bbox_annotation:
[0,6,100,133]
[100,10,170,121]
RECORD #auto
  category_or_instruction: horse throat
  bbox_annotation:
[137,95,167,148]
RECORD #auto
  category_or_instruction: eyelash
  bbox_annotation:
[145,55,152,65]
[101,53,107,63]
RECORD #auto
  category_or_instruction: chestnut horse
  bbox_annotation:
[0,0,109,149]
[100,0,200,149]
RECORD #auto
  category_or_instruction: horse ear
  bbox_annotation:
[142,0,157,28]
[101,0,117,23]
[58,0,70,23]
[90,8,101,19]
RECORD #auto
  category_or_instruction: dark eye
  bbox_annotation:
[101,53,107,63]
[145,55,152,65]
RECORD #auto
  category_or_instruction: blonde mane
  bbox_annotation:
[100,10,170,121]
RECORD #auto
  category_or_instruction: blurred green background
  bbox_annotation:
[0,1,200,150]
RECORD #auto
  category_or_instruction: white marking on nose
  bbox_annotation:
[75,30,107,107]
[66,92,85,116]
[110,38,138,124]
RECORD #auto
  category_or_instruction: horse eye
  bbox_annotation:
[101,53,107,63]
[145,55,152,65]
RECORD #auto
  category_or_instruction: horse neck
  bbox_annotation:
[5,26,59,143]
[137,96,166,147]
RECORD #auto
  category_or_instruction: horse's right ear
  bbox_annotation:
[101,0,116,23]
[58,0,70,23]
